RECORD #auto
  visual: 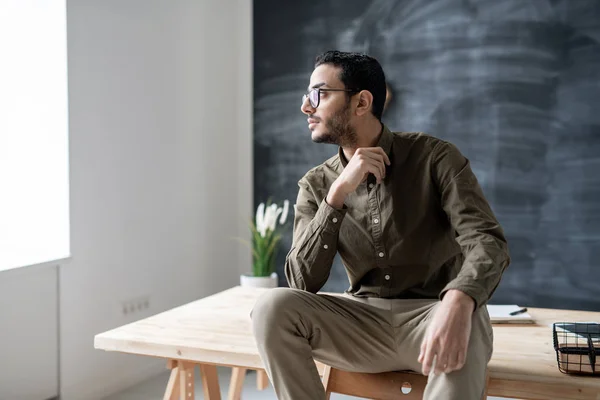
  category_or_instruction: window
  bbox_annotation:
[0,0,70,271]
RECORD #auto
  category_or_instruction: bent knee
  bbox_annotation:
[251,288,303,331]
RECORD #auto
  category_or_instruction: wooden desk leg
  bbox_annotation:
[321,365,332,400]
[163,367,179,400]
[178,361,196,400]
[164,361,180,400]
[228,367,247,400]
[257,369,269,390]
[200,363,221,400]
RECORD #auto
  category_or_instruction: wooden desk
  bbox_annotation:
[94,286,600,400]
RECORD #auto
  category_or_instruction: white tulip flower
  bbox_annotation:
[279,200,289,225]
[256,202,266,237]
[254,200,290,238]
[270,207,283,232]
[265,204,279,233]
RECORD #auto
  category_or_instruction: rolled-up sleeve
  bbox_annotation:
[284,177,347,293]
[432,141,511,309]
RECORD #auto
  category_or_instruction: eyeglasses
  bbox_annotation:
[302,88,359,109]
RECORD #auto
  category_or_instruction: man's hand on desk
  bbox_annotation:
[418,289,475,376]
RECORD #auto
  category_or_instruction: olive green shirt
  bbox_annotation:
[284,124,511,309]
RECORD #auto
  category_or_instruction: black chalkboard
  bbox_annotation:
[254,0,600,311]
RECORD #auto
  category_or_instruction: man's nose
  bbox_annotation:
[300,97,315,115]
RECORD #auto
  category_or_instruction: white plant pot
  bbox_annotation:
[240,272,279,288]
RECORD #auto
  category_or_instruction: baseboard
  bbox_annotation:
[0,388,60,400]
[59,358,166,400]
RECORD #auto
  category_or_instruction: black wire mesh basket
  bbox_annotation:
[552,322,600,375]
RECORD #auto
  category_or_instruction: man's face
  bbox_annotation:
[301,64,357,146]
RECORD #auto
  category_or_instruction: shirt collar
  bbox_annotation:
[337,123,394,169]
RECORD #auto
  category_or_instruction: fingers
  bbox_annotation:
[356,149,385,178]
[418,339,427,364]
[421,341,435,376]
[364,162,384,184]
[377,147,391,166]
[355,148,388,183]
[365,146,391,166]
[435,353,448,376]
[445,341,467,374]
[439,349,467,375]
[445,352,460,374]
[455,348,467,371]
[420,339,467,376]
[355,155,385,183]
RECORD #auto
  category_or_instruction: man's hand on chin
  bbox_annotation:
[418,289,475,376]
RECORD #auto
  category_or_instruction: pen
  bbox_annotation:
[509,307,528,316]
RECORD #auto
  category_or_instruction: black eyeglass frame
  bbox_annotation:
[302,88,360,108]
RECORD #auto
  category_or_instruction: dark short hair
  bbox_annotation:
[315,50,386,121]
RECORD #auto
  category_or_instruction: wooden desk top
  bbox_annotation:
[95,286,266,369]
[94,286,600,398]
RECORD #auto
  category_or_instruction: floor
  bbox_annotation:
[102,366,509,400]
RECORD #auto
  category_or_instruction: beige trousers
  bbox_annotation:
[251,288,493,400]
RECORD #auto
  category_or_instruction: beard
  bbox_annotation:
[312,102,358,147]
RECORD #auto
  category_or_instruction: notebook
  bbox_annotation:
[486,304,534,324]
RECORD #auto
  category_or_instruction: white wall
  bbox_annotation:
[0,262,59,400]
[60,1,253,399]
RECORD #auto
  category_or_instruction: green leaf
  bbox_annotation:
[266,233,281,256]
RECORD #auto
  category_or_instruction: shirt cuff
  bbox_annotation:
[313,198,347,234]
[439,280,488,310]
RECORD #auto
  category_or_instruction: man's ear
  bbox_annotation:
[355,90,374,116]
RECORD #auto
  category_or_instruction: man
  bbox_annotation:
[251,50,510,400]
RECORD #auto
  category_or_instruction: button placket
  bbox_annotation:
[368,182,390,297]
[381,267,393,297]
[369,183,385,267]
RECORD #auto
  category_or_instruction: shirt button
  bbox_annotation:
[378,252,384,258]
[332,218,338,223]
[384,274,391,281]
[368,183,374,189]
[324,244,329,249]
[373,218,379,224]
